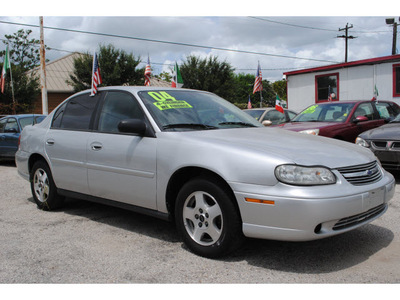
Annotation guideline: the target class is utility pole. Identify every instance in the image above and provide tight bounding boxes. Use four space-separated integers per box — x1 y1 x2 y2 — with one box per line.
386 18 399 55
39 16 48 115
337 23 357 63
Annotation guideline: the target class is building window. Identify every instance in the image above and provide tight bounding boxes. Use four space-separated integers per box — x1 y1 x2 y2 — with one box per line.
315 73 339 102
393 64 400 98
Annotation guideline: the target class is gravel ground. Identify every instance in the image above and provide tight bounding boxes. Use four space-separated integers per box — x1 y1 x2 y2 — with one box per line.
1 160 400 285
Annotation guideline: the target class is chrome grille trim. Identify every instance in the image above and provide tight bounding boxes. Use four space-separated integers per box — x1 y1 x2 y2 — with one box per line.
337 161 382 185
333 204 386 231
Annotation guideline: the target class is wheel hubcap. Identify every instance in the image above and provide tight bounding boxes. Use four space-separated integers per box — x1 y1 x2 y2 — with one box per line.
33 168 49 203
182 191 223 246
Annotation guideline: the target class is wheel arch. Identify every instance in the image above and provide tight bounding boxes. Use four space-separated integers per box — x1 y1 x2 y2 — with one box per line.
165 167 240 221
28 154 49 179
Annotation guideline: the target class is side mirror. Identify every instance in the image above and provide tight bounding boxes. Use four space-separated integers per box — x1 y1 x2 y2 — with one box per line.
353 116 368 123
262 120 272 126
118 119 147 136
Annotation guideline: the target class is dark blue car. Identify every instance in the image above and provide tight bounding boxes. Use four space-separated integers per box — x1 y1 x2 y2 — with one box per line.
0 114 46 160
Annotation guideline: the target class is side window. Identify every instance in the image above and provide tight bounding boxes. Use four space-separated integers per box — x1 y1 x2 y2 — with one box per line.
264 110 285 124
98 91 144 133
52 102 68 128
375 102 398 119
0 119 6 133
59 93 98 130
353 103 375 120
5 118 19 132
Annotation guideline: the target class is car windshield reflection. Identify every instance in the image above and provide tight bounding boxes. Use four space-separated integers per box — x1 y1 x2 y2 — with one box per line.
292 103 355 123
139 90 262 131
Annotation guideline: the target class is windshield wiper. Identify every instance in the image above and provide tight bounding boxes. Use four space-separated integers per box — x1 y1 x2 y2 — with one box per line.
218 122 257 127
162 123 218 130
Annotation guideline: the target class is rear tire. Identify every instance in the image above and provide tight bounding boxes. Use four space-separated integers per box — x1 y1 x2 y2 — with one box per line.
175 177 243 258
30 160 64 210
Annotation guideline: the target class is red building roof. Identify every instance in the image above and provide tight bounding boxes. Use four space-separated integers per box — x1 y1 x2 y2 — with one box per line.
284 54 400 76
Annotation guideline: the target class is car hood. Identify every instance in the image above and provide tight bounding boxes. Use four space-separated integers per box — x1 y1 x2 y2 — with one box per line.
360 123 400 140
274 121 339 132
166 127 375 169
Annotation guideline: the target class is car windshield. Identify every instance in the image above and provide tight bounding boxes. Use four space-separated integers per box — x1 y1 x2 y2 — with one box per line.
139 90 262 131
244 110 265 121
292 102 355 123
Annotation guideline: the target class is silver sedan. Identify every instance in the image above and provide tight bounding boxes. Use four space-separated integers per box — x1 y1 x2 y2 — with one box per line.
16 87 395 258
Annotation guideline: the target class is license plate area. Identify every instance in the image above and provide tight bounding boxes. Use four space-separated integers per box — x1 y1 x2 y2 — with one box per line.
363 186 385 211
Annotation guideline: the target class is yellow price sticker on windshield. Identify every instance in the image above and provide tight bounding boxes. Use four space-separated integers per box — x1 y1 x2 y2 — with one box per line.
148 91 192 111
303 105 317 114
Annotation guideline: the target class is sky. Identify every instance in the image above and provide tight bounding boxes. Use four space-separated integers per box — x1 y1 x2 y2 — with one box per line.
0 1 398 82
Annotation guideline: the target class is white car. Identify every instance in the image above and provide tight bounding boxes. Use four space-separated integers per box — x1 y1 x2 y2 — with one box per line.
16 87 395 258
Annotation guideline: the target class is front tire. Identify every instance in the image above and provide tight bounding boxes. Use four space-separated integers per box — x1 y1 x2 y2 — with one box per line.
30 160 64 210
175 177 243 258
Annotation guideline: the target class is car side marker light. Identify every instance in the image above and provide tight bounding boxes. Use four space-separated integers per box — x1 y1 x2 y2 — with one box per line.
245 198 275 205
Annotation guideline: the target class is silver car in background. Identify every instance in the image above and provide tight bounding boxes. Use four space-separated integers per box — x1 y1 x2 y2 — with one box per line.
16 87 395 258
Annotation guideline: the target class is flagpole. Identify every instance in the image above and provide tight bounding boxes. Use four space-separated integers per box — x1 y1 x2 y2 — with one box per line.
9 58 15 114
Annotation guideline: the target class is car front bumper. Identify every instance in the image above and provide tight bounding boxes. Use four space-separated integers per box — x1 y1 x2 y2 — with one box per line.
230 170 395 242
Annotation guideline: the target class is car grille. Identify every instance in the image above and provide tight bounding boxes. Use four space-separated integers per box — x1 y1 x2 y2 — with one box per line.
371 141 400 151
333 204 386 231
336 161 382 185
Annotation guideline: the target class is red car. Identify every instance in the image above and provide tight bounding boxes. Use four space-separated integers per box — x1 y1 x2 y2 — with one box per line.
274 100 400 143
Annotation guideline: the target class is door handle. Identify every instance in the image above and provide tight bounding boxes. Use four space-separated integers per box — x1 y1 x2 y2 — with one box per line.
46 139 55 145
90 142 103 151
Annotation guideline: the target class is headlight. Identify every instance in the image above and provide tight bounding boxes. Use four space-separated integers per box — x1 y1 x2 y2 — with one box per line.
275 164 336 186
299 129 319 135
355 137 370 148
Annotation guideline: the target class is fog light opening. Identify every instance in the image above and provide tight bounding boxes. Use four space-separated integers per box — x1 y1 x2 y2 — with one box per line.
314 224 322 234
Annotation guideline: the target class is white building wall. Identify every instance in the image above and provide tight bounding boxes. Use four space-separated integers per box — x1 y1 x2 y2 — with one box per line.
287 61 400 112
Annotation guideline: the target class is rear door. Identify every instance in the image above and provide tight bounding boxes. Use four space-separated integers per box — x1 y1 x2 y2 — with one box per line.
45 92 100 194
87 90 157 209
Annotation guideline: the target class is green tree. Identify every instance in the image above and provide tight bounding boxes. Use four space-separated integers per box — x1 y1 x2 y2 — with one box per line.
155 71 172 83
272 79 287 101
0 29 42 114
230 73 275 109
68 44 144 92
179 55 235 100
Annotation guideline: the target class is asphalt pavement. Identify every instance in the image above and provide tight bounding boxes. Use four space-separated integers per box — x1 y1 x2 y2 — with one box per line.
1 160 400 284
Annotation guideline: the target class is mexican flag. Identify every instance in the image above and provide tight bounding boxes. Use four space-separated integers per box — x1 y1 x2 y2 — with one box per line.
275 94 284 114
171 62 183 88
1 45 11 94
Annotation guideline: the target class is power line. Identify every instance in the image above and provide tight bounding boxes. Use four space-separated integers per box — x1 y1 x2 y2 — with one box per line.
0 19 339 64
249 16 392 34
249 16 337 32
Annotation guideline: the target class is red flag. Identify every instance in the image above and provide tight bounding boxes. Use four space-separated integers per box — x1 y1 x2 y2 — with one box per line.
91 52 102 96
275 95 284 114
253 62 262 94
144 56 151 86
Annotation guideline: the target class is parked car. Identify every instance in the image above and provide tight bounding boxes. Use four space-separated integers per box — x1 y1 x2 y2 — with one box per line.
0 114 46 160
16 87 395 258
244 107 297 126
274 100 400 142
356 113 400 170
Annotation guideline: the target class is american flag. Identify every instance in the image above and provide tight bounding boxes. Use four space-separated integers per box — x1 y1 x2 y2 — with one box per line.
247 95 252 109
253 62 262 94
144 56 151 86
91 52 102 96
